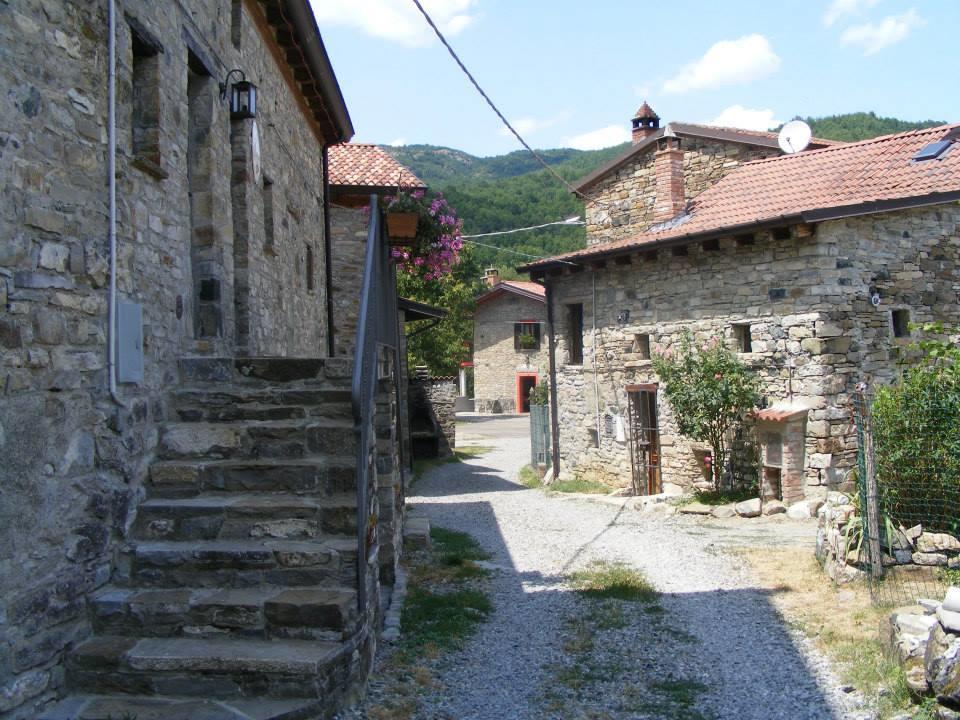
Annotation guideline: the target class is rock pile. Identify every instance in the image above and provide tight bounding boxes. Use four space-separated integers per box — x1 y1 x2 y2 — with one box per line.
887 587 960 717
816 493 960 583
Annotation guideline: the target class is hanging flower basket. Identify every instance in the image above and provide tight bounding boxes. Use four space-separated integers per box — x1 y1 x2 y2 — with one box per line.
386 211 418 241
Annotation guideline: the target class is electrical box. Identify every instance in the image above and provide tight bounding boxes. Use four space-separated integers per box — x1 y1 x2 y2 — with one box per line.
117 301 144 384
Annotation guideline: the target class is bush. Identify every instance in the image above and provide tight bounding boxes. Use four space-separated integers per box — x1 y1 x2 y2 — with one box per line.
872 325 960 534
652 330 760 491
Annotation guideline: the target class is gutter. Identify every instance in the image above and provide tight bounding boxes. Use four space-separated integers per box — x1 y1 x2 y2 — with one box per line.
106 0 125 407
323 144 335 356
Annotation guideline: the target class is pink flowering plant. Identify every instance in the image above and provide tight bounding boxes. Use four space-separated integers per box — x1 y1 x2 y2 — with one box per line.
386 190 464 280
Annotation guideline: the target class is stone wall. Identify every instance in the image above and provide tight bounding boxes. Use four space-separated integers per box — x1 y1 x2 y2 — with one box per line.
0 3 336 715
473 292 548 414
548 205 960 495
330 204 368 357
408 374 457 457
584 138 774 245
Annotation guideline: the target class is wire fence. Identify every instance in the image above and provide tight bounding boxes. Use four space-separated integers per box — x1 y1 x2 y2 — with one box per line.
852 383 960 606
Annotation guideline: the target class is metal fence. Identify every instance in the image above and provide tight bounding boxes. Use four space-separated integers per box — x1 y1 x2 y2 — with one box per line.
852 384 959 606
530 403 552 471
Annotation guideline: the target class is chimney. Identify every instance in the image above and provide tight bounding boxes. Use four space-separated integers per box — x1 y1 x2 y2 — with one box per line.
653 126 685 222
631 101 660 145
483 267 500 287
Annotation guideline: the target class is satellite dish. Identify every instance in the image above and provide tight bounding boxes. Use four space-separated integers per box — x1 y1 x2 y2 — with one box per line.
778 120 812 154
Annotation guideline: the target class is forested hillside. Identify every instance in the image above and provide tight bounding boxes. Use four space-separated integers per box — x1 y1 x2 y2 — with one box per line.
384 112 945 278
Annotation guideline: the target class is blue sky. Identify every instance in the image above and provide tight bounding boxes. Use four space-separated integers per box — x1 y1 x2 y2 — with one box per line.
311 0 959 157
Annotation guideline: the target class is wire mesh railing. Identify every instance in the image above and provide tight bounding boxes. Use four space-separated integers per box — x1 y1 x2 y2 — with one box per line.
851 383 960 606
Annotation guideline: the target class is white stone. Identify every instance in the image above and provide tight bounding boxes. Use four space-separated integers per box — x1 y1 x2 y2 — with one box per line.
39 243 69 271
914 552 949 566
712 504 737 518
943 587 960 614
734 498 761 518
762 500 787 516
917 533 960 554
938 608 960 634
787 501 813 520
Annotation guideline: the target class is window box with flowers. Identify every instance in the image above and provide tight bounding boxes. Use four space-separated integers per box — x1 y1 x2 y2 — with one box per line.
386 190 464 281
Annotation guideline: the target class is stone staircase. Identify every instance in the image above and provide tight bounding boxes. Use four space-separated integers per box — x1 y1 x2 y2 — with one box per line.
40 359 373 720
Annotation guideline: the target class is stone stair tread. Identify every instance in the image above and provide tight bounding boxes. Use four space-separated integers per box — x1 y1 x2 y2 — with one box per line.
38 694 322 720
139 493 355 511
93 584 355 607
152 457 355 469
72 635 342 674
135 538 350 555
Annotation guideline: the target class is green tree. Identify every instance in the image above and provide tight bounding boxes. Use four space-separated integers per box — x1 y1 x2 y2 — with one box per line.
397 244 482 377
872 323 960 534
651 332 760 491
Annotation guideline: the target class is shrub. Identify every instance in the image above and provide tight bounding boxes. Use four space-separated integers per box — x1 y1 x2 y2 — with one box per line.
652 330 760 491
872 324 960 534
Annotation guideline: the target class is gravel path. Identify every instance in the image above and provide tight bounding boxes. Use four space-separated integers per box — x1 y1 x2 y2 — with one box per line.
394 424 870 720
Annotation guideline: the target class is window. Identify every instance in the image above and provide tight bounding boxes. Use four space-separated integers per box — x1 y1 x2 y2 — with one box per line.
632 333 651 360
702 238 719 251
130 23 163 176
735 233 755 247
262 177 276 255
733 323 753 353
305 243 315 292
671 245 688 257
892 309 910 338
514 322 540 351
567 304 584 365
772 227 791 241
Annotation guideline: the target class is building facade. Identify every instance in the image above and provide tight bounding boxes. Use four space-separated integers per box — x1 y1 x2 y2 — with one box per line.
0 3 403 718
472 270 548 414
523 123 960 500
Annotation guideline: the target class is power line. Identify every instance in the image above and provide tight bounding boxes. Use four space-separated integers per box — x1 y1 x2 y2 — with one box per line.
461 217 584 239
408 0 613 213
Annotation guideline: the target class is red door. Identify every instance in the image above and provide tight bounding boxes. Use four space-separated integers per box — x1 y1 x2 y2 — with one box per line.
517 374 538 414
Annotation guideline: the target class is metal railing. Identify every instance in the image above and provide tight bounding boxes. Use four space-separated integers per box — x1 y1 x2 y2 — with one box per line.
351 195 399 613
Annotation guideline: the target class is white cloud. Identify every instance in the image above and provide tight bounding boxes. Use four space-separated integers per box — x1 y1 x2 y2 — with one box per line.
823 0 880 27
663 34 781 94
632 83 653 99
840 9 924 55
499 111 570 138
309 0 477 48
388 137 408 146
708 105 783 132
562 125 631 151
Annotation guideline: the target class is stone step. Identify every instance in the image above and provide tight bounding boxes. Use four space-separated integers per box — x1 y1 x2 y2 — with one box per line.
172 387 352 423
148 458 355 498
39 694 325 720
158 420 355 461
121 538 358 589
179 357 352 389
66 636 347 700
92 585 357 641
133 493 357 541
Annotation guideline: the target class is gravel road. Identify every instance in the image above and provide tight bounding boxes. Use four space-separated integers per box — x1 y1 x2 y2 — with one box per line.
374 418 869 719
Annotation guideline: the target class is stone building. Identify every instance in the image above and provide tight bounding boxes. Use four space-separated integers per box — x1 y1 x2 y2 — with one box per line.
579 102 838 246
521 124 960 501
0 3 405 718
473 269 548 414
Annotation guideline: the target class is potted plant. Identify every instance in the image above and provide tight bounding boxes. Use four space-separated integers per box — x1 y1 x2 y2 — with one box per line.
386 190 464 281
518 332 538 350
385 191 421 240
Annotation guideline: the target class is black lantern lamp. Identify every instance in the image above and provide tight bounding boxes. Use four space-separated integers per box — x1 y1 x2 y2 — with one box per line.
220 69 257 119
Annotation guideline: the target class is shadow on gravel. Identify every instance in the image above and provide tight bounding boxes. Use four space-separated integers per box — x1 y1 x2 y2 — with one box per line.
407 454 846 719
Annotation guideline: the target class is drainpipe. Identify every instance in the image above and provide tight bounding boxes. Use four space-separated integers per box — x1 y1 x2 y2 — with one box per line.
322 145 335 357
107 0 124 407
545 279 561 480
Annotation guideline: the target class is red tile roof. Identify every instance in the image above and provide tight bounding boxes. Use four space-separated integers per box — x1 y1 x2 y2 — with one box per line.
476 280 546 305
327 143 426 190
634 102 659 120
523 124 960 271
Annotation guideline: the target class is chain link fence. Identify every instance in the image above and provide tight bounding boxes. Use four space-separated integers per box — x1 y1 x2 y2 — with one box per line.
852 383 960 606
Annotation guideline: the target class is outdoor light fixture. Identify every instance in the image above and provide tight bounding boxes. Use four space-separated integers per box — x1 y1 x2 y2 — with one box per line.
617 309 630 325
220 69 257 119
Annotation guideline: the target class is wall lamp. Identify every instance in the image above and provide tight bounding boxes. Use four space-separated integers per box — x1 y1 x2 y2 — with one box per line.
617 309 630 325
220 69 257 119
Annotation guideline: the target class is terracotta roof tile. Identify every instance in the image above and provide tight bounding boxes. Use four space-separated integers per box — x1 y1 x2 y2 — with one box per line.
476 280 546 304
327 143 426 190
501 280 546 297
525 124 960 270
634 102 659 120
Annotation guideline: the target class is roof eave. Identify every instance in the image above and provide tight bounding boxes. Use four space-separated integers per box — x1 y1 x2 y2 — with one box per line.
475 284 546 305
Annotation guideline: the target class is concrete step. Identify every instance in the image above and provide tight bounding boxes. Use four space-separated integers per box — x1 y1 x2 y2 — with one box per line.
158 420 355 461
148 458 355 498
172 387 352 423
39 694 325 720
179 357 352 388
91 585 357 641
133 493 357 541
123 538 358 589
66 636 347 700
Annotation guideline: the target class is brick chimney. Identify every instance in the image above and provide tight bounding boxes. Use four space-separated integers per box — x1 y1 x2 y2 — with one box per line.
631 101 660 144
483 267 500 287
653 126 685 222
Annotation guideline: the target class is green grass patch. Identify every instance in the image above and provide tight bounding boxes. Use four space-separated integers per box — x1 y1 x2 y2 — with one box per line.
548 477 611 494
399 587 492 655
518 465 542 488
833 639 912 719
692 487 757 505
569 562 658 602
